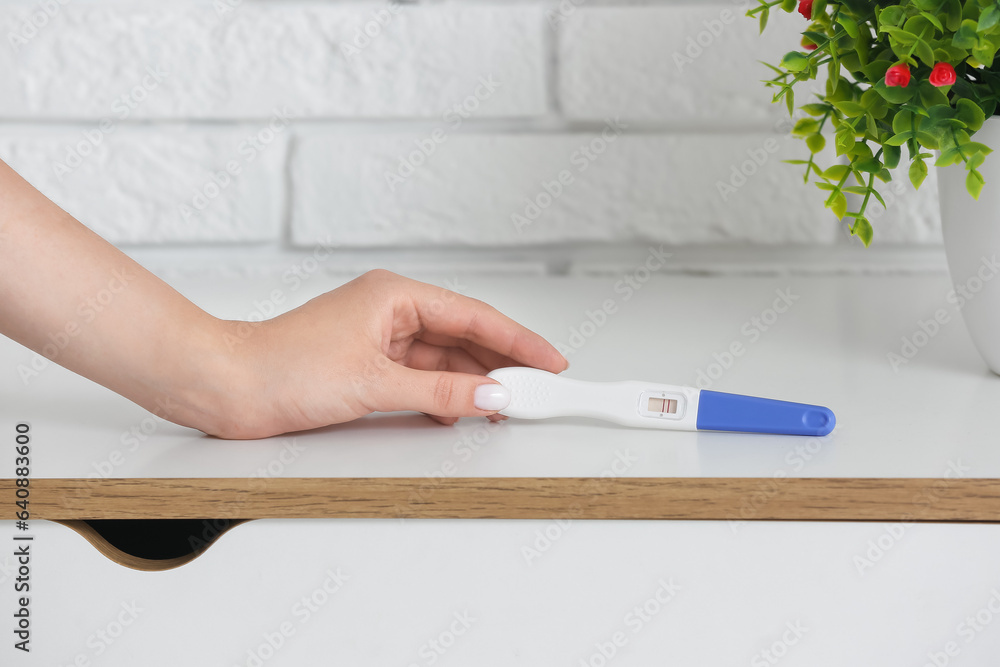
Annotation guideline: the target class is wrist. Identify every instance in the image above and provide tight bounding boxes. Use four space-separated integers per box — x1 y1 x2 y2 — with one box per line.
155 315 264 439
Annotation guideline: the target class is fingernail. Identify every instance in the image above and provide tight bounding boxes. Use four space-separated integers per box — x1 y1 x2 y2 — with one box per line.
474 383 510 412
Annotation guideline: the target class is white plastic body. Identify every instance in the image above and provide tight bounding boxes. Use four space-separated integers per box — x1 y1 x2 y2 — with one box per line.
486 367 701 431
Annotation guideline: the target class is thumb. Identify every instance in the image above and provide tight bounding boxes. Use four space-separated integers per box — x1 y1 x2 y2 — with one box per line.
377 366 511 417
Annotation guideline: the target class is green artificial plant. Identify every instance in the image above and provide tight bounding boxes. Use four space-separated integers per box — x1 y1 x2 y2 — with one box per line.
749 0 1000 245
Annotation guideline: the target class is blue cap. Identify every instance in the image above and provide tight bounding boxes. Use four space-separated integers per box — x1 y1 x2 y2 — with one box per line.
696 390 835 436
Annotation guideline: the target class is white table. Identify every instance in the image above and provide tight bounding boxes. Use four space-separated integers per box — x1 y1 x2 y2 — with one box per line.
5 272 999 480
2 272 999 665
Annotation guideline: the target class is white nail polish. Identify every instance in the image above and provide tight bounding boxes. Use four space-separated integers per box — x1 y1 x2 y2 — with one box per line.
474 384 510 412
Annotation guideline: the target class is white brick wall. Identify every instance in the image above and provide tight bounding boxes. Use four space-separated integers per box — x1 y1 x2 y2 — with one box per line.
0 1 944 274
1 126 287 243
0 5 546 119
291 131 835 246
559 5 804 124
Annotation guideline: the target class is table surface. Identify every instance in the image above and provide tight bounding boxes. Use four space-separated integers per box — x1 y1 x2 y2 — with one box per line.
5 271 1000 524
3 271 996 480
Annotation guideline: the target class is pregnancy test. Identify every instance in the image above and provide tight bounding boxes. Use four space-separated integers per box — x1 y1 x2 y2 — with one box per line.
486 367 835 436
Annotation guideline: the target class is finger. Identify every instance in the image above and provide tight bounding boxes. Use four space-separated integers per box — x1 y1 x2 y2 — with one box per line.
429 411 507 425
404 280 568 374
398 344 510 426
398 340 490 376
398 343 496 425
375 365 511 417
426 414 460 426
412 332 522 372
457 340 529 373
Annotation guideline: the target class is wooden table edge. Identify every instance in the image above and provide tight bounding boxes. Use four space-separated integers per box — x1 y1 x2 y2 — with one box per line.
3 477 999 522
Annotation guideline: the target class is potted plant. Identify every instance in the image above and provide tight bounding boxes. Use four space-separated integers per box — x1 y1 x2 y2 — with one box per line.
750 0 1000 373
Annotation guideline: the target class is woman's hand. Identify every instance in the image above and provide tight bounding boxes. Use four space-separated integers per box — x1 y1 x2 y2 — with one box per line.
211 269 568 439
0 158 565 440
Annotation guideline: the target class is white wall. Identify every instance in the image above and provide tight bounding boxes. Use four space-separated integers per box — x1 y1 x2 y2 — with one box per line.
0 0 946 275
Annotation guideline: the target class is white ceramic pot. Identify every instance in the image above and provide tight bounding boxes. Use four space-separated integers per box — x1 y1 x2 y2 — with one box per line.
937 116 1000 374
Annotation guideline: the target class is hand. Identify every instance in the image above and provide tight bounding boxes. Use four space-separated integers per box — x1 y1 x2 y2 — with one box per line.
212 269 568 439
0 159 566 440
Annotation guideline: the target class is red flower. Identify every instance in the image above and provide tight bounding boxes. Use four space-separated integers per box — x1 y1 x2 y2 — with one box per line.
801 36 818 51
885 64 910 87
929 62 957 87
798 0 813 19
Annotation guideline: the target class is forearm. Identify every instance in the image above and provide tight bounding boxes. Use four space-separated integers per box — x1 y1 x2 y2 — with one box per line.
0 159 236 434
0 159 567 441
